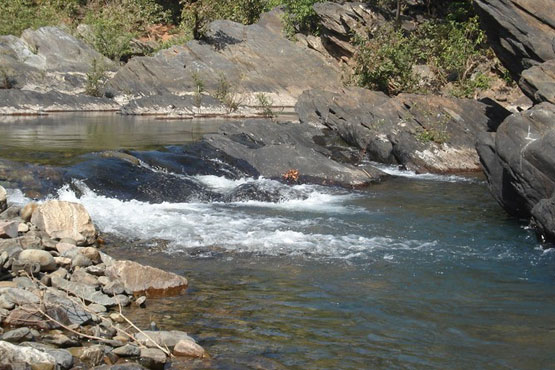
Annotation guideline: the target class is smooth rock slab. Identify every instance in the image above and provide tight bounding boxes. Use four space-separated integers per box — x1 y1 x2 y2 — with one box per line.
31 200 96 245
105 260 188 297
0 340 57 368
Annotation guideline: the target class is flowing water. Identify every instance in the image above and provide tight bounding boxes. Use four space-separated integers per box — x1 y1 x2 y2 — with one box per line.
2 114 554 369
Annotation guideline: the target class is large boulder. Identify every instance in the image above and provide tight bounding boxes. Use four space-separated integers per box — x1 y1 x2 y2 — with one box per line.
202 119 386 186
477 103 555 242
105 260 188 297
0 27 115 95
31 200 97 245
106 10 341 107
519 60 555 105
296 87 510 173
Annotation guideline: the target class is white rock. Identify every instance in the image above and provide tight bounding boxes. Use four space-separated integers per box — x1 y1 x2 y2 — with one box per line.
31 200 96 245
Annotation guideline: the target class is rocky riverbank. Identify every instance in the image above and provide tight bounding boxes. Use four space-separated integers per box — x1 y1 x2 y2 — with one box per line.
0 185 205 369
473 0 555 244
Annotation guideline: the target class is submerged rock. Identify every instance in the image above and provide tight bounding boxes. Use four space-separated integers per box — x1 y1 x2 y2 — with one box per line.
134 330 196 350
203 119 385 187
173 339 206 358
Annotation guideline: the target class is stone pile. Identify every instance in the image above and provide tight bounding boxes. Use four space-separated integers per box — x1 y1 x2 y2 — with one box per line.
0 186 204 369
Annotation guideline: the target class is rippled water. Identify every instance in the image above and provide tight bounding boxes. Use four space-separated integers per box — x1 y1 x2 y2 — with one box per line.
3 115 555 369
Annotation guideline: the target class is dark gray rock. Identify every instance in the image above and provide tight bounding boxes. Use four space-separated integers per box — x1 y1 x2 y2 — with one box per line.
477 103 555 242
202 119 385 187
112 344 141 357
139 347 167 368
1 328 36 343
297 87 510 173
473 0 555 78
44 288 93 326
51 276 117 307
520 60 555 105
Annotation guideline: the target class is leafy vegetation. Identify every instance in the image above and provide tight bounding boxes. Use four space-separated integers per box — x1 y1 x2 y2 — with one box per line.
0 67 14 89
353 1 497 98
213 73 242 113
84 59 107 97
256 93 275 118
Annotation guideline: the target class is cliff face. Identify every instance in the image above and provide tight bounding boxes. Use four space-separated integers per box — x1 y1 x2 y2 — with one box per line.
474 0 555 243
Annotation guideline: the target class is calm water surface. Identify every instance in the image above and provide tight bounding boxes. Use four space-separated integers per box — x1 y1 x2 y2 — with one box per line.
3 114 554 369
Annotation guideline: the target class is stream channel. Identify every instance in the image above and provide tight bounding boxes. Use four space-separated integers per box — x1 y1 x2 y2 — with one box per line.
1 113 554 369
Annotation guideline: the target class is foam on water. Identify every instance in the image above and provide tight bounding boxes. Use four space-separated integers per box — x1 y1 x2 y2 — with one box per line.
54 180 422 259
368 162 482 183
6 188 30 206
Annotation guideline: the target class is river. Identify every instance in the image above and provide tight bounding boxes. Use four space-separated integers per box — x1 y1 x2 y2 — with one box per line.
2 114 554 369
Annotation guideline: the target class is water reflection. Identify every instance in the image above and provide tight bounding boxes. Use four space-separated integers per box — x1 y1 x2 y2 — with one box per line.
0 113 224 165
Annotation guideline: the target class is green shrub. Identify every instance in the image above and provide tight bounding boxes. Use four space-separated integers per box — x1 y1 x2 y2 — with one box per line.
191 71 205 110
85 59 107 97
353 25 418 95
0 0 80 36
83 0 170 61
279 0 324 36
213 73 242 113
353 1 490 97
256 92 275 118
180 0 271 39
0 67 15 89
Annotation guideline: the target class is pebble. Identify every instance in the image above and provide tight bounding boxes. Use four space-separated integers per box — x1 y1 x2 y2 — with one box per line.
17 223 29 233
135 296 147 308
